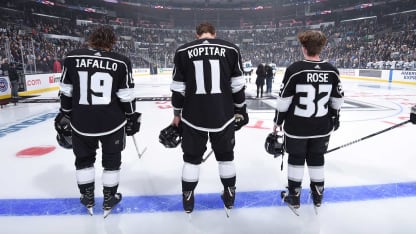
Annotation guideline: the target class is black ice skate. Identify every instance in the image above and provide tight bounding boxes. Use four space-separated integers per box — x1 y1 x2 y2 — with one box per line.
103 191 122 218
182 190 194 214
80 187 95 216
310 185 324 214
221 186 236 217
281 187 301 216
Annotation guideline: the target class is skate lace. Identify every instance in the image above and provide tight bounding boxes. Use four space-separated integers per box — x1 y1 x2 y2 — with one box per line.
284 187 301 206
103 192 121 208
80 187 95 207
222 186 236 208
84 187 94 199
311 185 324 204
182 191 194 213
104 191 120 202
104 191 112 201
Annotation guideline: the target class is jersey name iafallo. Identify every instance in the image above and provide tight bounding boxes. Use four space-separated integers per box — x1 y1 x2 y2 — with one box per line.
59 48 136 136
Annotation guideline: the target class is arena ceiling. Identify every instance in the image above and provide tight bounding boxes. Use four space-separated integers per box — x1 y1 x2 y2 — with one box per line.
9 0 412 29
28 0 386 9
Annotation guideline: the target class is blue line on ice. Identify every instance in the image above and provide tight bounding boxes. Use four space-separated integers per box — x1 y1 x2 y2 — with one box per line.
1 181 415 216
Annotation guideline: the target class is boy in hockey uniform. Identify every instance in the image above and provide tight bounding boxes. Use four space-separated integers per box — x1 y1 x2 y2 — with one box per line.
170 22 248 215
55 26 141 217
273 30 344 214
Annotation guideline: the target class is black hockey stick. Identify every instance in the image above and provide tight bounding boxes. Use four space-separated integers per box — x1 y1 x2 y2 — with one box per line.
132 135 147 158
326 120 410 154
202 150 214 162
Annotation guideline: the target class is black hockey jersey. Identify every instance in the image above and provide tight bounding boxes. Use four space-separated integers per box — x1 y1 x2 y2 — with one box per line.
274 59 344 138
171 38 246 132
59 48 136 136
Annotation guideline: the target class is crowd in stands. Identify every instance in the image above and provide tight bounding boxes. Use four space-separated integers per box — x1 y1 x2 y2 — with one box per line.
1 2 416 75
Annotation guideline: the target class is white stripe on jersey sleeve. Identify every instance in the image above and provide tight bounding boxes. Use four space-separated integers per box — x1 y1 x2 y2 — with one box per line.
116 88 135 102
330 97 344 110
276 96 293 112
170 80 186 95
59 83 73 97
173 107 183 112
231 75 245 93
234 102 246 108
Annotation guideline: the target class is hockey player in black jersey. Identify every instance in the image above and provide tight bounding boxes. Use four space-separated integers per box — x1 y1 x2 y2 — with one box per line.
55 26 141 217
273 30 344 215
170 22 248 216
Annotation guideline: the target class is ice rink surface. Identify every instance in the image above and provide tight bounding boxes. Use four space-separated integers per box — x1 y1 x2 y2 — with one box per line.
0 73 415 234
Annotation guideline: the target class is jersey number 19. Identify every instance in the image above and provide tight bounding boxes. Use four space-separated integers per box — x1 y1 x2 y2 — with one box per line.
78 71 113 105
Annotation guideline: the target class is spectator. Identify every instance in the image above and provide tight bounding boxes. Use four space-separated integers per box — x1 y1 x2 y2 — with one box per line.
265 63 273 94
1 59 9 76
53 57 62 73
8 62 19 99
255 63 266 98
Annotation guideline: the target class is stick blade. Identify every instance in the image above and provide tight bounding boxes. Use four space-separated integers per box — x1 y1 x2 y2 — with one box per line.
138 147 147 158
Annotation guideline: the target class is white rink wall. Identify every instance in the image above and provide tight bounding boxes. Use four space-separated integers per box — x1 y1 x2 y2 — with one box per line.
1 67 415 100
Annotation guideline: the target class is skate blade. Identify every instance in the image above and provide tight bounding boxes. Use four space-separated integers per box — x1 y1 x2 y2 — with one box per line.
313 205 320 215
287 205 300 216
103 209 113 218
87 207 94 216
185 212 192 221
138 147 147 159
281 191 300 216
224 206 231 218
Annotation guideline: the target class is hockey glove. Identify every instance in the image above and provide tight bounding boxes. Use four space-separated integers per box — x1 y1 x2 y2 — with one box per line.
330 108 340 131
411 105 416 124
54 110 72 149
126 112 141 136
234 104 249 131
159 124 182 148
54 110 71 135
332 115 340 131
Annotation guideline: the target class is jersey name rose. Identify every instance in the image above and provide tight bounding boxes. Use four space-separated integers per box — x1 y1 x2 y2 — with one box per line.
307 72 328 82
